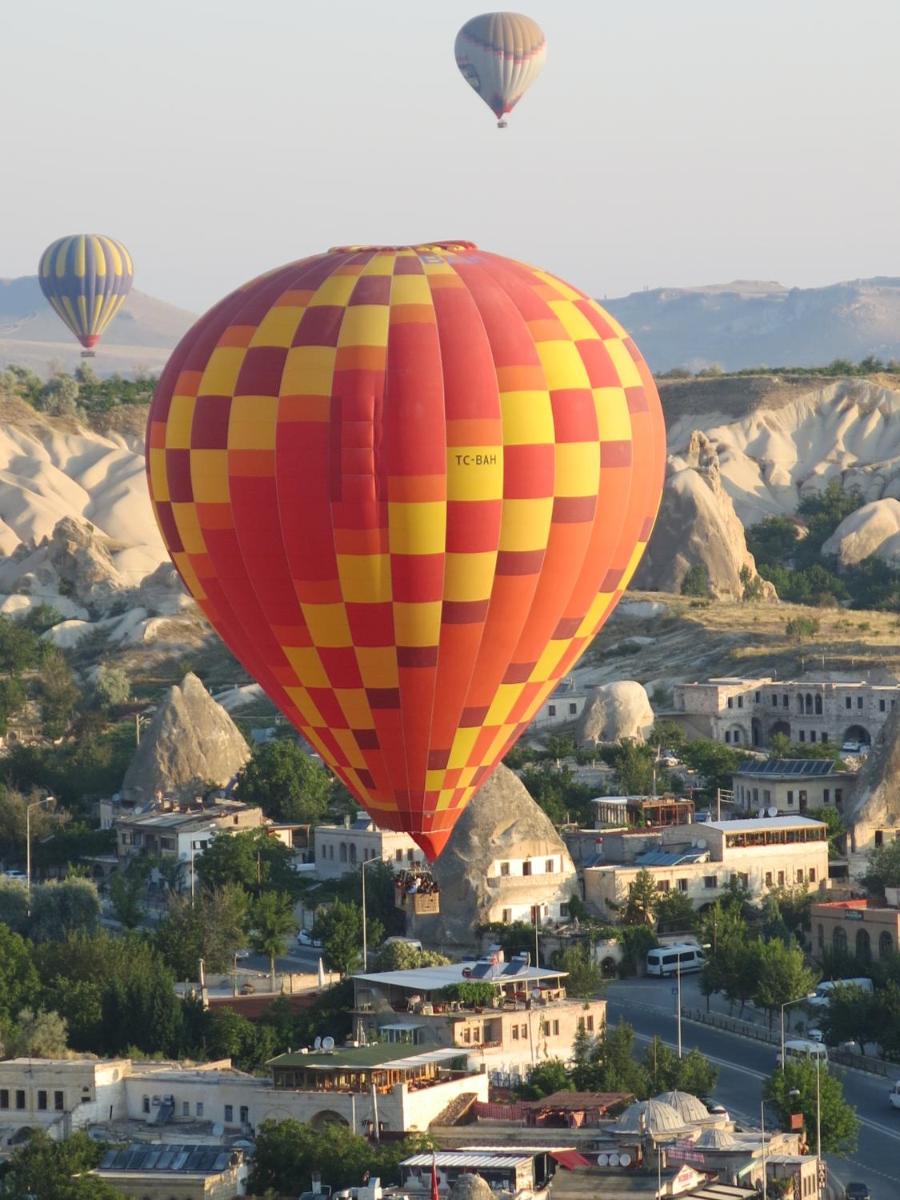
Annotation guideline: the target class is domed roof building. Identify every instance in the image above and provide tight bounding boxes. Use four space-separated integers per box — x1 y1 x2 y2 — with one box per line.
695 1127 738 1150
613 1098 686 1136
449 1176 494 1200
653 1090 711 1124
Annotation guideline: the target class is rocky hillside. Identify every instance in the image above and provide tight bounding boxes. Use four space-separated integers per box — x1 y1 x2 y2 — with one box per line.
606 277 900 372
0 275 194 376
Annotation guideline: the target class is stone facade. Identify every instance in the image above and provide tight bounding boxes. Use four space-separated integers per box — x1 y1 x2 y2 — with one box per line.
672 676 899 749
811 898 899 963
313 812 426 880
732 760 857 817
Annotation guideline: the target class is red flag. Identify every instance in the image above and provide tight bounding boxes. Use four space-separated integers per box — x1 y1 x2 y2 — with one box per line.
431 1153 440 1200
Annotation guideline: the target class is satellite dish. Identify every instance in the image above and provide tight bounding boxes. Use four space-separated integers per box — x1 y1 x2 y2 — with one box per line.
608 1153 620 1167
619 1152 632 1167
212 1123 225 1137
768 806 779 818
696 838 707 850
596 1154 609 1167
313 1036 322 1051
322 1035 335 1052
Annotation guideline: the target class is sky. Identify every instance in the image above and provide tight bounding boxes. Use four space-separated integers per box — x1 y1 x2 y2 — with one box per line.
3 0 900 314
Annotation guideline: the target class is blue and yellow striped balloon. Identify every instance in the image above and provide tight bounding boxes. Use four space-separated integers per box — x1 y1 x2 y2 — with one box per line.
38 234 133 352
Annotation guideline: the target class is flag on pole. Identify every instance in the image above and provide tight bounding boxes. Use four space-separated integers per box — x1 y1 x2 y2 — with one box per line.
430 1151 440 1200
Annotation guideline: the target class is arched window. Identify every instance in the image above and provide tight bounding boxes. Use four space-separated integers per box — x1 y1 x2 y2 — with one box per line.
856 928 871 961
879 931 894 958
805 693 813 714
832 927 847 953
339 842 347 863
349 843 357 865
815 695 823 715
797 695 805 713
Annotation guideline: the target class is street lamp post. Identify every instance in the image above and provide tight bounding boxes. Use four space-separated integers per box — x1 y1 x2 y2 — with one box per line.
676 958 683 1058
26 796 56 909
360 857 379 971
815 1055 822 1199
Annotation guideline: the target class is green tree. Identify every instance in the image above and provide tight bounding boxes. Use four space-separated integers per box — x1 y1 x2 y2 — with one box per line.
655 890 697 935
572 1020 650 1096
552 945 605 998
872 982 900 1058
6 1007 69 1057
617 925 658 976
248 891 298 985
30 878 101 942
679 738 749 796
195 827 297 896
94 663 131 708
641 1037 718 1097
372 942 450 971
764 1060 858 1155
0 614 41 673
0 786 63 862
0 923 39 1022
2 1129 120 1200
723 940 765 1017
681 564 711 597
313 898 363 976
156 884 249 978
207 1006 280 1072
753 940 818 1029
37 372 81 417
235 738 332 824
785 615 820 642
248 1119 427 1196
608 740 660 796
38 649 80 737
820 984 880 1052
864 837 900 892
0 675 26 734
108 862 149 929
0 875 30 933
521 1058 573 1099
620 869 658 926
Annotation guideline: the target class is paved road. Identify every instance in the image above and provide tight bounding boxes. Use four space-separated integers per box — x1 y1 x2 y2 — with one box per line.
606 979 900 1199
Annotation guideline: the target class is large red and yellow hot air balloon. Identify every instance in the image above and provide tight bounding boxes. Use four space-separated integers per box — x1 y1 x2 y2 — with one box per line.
146 242 664 858
38 234 134 356
455 12 547 127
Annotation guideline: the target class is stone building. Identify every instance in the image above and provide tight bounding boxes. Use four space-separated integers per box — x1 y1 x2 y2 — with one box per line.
671 675 899 749
583 816 829 919
811 897 899 963
732 759 857 817
313 812 426 880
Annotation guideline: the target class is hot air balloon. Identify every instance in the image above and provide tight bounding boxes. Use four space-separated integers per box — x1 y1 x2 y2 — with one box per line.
38 234 133 356
455 12 546 127
146 242 665 859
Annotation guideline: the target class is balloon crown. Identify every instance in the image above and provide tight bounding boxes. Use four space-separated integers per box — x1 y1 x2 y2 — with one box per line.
329 241 478 254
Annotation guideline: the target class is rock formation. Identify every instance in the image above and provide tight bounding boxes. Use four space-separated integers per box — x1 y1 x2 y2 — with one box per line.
576 680 655 746
418 765 577 948
120 672 251 807
822 499 900 567
843 704 900 871
633 432 773 600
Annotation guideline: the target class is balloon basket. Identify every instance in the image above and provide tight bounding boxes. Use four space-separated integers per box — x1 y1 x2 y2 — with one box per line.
394 870 440 915
80 350 96 359
497 119 508 129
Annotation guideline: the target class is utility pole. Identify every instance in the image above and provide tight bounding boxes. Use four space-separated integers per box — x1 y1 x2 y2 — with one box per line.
815 1056 823 1199
26 796 55 911
760 1102 768 1200
676 958 683 1058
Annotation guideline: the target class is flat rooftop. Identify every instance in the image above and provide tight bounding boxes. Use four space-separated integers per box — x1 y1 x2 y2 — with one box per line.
353 962 565 992
270 1046 462 1071
735 759 849 778
703 816 826 832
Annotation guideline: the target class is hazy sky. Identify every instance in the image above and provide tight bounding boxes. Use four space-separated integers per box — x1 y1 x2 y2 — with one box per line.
4 0 900 313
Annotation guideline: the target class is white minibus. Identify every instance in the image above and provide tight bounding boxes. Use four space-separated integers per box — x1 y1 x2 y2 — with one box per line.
646 944 706 977
777 1039 829 1067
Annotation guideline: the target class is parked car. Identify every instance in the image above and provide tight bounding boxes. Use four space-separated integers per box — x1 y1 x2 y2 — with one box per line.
889 1080 900 1110
234 948 251 961
808 978 874 1009
297 929 323 948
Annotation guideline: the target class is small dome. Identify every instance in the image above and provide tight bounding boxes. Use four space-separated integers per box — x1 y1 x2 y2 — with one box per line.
695 1127 737 1150
654 1090 711 1124
450 1176 494 1200
614 1098 685 1135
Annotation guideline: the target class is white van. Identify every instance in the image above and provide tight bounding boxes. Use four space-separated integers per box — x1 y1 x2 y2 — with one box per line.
889 1081 900 1110
646 944 706 977
808 978 874 1008
778 1039 829 1066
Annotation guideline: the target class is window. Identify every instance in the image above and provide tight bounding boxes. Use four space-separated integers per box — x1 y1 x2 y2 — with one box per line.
777 871 785 886
782 694 789 707
182 1101 190 1116
339 843 347 862
752 788 759 805
500 861 510 877
463 1027 471 1043
787 790 794 805
879 931 894 958
677 879 688 892
502 909 512 923
815 695 822 715
240 1106 249 1123
795 869 803 884
765 872 773 887
835 788 843 806
548 704 556 717
522 861 532 876
0 1090 8 1109
15 1091 25 1111
738 696 743 708
545 859 554 873
821 732 828 742
559 903 569 918
763 789 771 803
845 696 852 709
349 844 357 865
521 1024 528 1038
656 879 670 892
857 697 863 709
817 924 824 948
142 1096 150 1114
587 1015 594 1032
569 702 577 715
810 731 817 743
798 730 806 742
704 875 717 889
512 1025 520 1040
799 790 807 807
879 699 886 712
553 1020 560 1035
196 1102 204 1117
724 731 731 744
823 788 830 804
727 697 733 709
407 849 414 862
225 1105 234 1123
37 1091 47 1111
771 695 778 707
395 849 403 862
875 830 884 848
756 691 761 702
808 868 816 883
542 1021 550 1036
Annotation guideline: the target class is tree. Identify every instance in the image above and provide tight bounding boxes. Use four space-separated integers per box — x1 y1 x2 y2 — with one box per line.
572 1020 650 1097
764 1060 858 1154
552 945 605 998
723 941 765 1017
521 1058 573 1099
372 942 450 971
30 878 100 942
872 982 900 1058
0 923 39 1022
681 564 711 597
0 676 26 734
313 898 363 976
820 984 880 1053
641 1037 718 1098
608 739 660 796
620 869 658 926
156 884 249 978
6 1007 68 1058
108 863 149 929
195 827 297 896
0 786 63 862
753 940 818 1030
679 738 749 796
2 1129 120 1200
785 616 820 642
248 891 298 985
864 838 900 892
38 649 80 737
617 925 658 976
94 663 131 708
37 372 81 417
207 1006 280 1072
0 875 29 933
235 738 332 823
655 890 697 935
0 614 41 673
248 1119 427 1197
